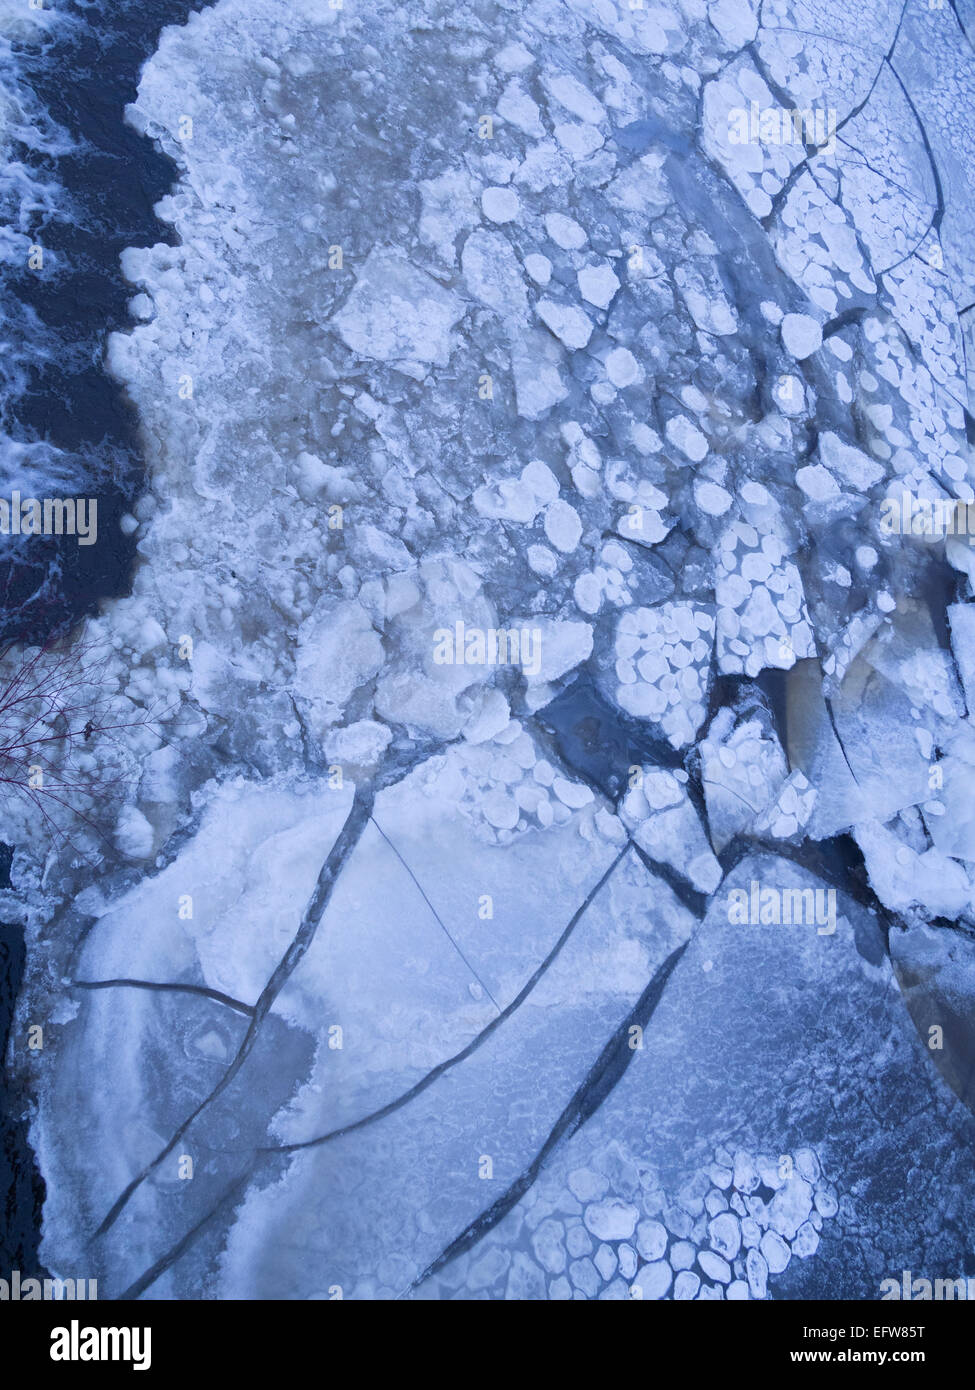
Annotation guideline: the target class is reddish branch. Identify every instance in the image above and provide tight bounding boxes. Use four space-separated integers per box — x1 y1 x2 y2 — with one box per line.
0 635 165 856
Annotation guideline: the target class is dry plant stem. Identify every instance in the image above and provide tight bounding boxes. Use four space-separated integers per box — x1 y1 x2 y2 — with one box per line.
0 634 168 857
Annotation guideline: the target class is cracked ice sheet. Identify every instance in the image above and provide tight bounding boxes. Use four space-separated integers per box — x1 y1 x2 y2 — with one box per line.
34 985 253 1283
272 747 628 1139
36 777 354 1278
74 778 355 1003
411 855 975 1301
41 751 643 1296
217 851 694 1299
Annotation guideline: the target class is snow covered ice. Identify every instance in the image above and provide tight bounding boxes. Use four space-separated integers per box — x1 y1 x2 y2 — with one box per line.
5 0 975 1304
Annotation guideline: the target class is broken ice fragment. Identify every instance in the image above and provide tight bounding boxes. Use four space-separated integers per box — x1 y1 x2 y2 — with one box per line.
331 248 463 367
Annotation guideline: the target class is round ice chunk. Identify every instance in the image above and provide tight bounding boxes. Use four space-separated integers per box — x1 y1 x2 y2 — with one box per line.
482 186 520 223
781 313 822 360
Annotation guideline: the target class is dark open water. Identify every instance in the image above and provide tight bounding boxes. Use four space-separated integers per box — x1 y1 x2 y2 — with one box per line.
0 0 209 1285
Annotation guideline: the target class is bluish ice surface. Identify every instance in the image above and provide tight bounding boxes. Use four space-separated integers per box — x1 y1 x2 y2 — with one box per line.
4 0 975 1301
